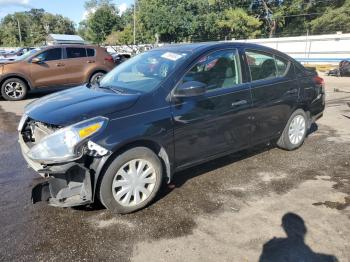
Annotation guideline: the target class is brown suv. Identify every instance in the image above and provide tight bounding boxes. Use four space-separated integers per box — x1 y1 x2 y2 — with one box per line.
0 44 116 101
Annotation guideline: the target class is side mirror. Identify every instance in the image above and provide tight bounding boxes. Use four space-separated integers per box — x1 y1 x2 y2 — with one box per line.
174 81 207 97
31 57 43 64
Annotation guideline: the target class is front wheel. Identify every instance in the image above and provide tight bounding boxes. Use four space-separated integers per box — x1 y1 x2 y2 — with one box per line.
277 109 308 151
1 78 28 101
97 147 163 214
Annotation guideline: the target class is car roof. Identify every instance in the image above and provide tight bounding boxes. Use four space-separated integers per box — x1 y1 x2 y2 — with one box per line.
42 44 100 49
152 41 290 59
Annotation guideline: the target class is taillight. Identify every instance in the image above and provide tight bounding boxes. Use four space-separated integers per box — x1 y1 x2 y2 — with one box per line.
105 55 114 62
313 75 324 85
313 75 325 93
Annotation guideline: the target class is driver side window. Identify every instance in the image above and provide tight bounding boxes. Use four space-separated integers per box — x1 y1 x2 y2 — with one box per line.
182 49 242 91
36 48 62 62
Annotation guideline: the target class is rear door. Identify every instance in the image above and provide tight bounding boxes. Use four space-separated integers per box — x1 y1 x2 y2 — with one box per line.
63 47 90 85
29 47 66 87
244 49 298 144
172 49 253 168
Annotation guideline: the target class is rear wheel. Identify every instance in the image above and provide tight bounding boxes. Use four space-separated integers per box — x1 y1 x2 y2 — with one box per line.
277 109 308 151
89 72 105 85
97 147 163 214
1 78 28 101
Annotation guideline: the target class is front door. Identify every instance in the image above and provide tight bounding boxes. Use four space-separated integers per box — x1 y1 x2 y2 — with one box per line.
244 49 299 145
171 49 252 169
29 47 67 87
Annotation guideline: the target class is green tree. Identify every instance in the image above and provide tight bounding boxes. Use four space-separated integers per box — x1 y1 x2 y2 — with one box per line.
106 25 134 45
84 0 114 9
86 5 122 44
0 8 76 47
217 8 262 40
138 0 195 42
310 0 350 34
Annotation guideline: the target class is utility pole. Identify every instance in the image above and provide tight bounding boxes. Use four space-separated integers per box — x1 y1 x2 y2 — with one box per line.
133 0 136 45
16 18 22 47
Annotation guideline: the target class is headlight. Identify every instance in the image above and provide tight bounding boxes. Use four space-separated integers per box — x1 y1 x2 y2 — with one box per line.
27 116 108 164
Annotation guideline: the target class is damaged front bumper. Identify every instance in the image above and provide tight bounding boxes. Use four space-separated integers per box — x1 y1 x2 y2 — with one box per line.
19 133 98 208
31 163 93 207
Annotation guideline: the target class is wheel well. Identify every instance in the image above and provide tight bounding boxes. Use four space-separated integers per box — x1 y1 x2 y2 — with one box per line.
0 75 31 90
96 140 172 193
88 70 107 82
296 106 311 126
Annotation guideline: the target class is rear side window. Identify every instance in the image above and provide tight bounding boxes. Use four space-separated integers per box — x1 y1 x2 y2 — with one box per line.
246 51 277 81
182 49 242 91
86 48 95 57
246 50 291 81
275 56 289 77
36 48 62 61
66 47 86 59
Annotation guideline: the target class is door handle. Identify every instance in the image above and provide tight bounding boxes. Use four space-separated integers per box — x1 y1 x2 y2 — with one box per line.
286 88 298 95
231 100 248 107
87 60 95 63
56 63 65 67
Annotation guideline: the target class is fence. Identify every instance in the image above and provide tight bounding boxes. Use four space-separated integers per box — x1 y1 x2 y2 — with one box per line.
231 33 350 65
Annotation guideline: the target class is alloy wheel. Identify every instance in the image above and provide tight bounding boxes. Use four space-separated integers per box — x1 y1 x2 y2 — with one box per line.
4 81 24 99
91 73 104 85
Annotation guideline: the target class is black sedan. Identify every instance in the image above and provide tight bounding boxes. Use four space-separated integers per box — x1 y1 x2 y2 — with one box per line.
18 42 325 213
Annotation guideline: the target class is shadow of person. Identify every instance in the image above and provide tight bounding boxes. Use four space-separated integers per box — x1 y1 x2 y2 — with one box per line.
259 213 338 262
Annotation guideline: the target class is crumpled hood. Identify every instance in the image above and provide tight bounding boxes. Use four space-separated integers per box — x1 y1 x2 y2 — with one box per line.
25 85 140 126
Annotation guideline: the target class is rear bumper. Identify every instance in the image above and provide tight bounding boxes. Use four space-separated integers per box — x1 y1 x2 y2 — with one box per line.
311 111 323 123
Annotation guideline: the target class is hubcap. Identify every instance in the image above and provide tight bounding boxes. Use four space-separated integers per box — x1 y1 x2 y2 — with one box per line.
4 82 24 98
288 115 306 145
112 159 156 207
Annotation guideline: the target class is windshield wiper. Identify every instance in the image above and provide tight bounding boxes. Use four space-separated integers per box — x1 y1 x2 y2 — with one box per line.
99 85 126 94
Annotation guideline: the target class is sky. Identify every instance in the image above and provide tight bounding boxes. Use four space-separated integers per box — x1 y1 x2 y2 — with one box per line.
0 0 133 26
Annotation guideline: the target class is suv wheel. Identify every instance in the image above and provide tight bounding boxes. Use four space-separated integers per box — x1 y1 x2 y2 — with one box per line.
277 109 308 151
89 72 105 85
1 78 28 101
98 147 163 214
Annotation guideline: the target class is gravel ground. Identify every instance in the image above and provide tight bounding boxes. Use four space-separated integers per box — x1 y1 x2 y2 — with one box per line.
0 75 349 262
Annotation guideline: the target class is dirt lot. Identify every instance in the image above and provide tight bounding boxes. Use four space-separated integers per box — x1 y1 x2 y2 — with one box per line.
0 75 349 262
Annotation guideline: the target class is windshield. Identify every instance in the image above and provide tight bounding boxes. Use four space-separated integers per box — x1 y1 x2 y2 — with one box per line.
15 48 41 61
99 50 189 93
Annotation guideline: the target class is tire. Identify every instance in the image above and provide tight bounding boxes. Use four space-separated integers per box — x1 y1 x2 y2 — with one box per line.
277 109 308 151
89 72 105 85
97 147 163 214
1 78 28 101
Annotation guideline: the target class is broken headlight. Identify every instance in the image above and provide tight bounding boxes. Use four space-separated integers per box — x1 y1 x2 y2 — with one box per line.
27 116 108 164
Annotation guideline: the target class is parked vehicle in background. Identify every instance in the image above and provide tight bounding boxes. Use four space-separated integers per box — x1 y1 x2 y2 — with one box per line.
0 44 116 100
18 42 325 213
111 53 131 65
0 47 35 63
327 60 350 77
2 47 35 58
